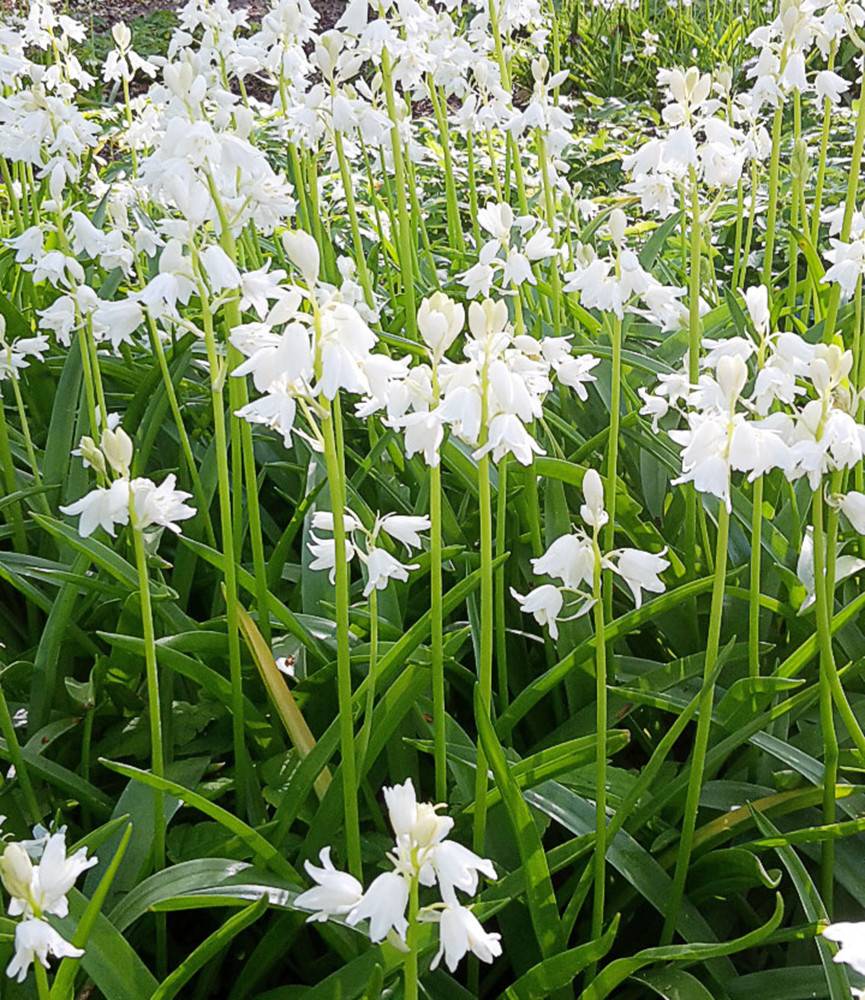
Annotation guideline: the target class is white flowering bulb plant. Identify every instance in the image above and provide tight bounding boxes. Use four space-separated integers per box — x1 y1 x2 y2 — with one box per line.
0 829 96 986
6 0 865 994
296 779 500 988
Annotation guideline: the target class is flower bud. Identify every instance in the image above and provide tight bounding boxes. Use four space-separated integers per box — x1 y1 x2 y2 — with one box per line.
101 426 133 477
111 21 131 50
78 436 107 476
790 138 809 185
417 293 464 357
468 299 508 340
282 230 320 287
716 354 747 404
581 468 608 530
608 209 627 250
0 843 33 903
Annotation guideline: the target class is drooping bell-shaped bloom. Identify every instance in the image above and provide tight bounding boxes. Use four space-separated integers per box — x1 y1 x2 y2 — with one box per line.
510 584 564 638
430 904 503 972
6 918 83 984
295 848 363 923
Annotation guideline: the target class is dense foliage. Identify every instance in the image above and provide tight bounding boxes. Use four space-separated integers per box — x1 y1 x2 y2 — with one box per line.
3 0 865 996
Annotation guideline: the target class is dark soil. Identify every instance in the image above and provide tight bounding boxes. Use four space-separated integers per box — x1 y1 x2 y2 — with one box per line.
2 0 347 31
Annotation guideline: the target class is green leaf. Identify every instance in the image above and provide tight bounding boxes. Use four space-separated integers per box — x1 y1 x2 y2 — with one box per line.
580 893 784 999
749 809 850 1000
151 896 268 1000
98 759 300 882
504 917 619 999
50 823 133 999
474 683 564 959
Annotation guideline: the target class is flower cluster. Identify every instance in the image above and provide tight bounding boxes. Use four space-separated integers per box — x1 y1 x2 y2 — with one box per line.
0 828 96 983
308 510 430 595
296 779 501 972
512 469 670 636
60 423 195 538
391 294 600 469
640 286 865 510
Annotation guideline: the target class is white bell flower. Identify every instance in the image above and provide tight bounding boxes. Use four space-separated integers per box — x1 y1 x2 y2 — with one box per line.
295 848 363 922
530 534 595 592
397 409 446 467
580 468 608 531
346 871 409 943
384 779 453 850
130 476 196 534
510 584 564 638
282 230 320 286
429 904 502 972
59 479 131 538
431 841 497 904
2 832 96 921
815 69 849 104
6 918 83 984
378 514 431 551
796 527 865 611
308 533 356 582
473 413 544 466
607 548 670 608
840 491 865 534
823 921 865 976
362 548 419 596
417 293 464 357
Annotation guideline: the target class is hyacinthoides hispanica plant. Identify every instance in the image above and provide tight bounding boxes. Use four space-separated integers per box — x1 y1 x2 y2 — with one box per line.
7 0 865 995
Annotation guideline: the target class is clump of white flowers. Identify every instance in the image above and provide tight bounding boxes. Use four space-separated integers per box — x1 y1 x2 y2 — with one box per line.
511 468 669 636
392 295 600 470
308 510 430 596
60 423 195 539
296 779 501 972
0 828 96 983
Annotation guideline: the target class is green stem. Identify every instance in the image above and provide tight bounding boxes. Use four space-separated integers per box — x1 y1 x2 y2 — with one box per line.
661 502 729 944
730 178 744 289
811 487 838 911
404 875 419 1000
334 127 375 309
810 47 836 246
146 318 216 548
472 448 495 853
589 530 607 968
603 313 622 623
748 475 763 679
381 47 416 338
0 396 27 553
357 588 378 776
495 456 509 713
197 273 250 820
740 161 759 289
431 455 447 802
762 106 784 290
321 397 362 879
536 131 561 334
34 961 50 1000
428 79 465 254
684 169 702 624
130 502 167 974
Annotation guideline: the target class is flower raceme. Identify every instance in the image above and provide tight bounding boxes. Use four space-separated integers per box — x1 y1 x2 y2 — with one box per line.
639 302 865 508
59 425 196 538
308 510 430 595
0 829 96 984
295 779 501 972
512 468 669 636
391 294 600 470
